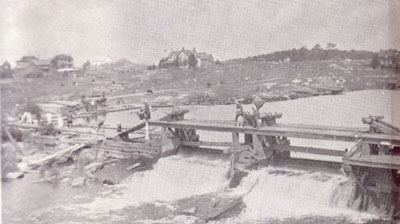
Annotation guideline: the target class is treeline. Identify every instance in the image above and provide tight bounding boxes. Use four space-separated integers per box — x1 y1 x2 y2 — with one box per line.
242 44 375 63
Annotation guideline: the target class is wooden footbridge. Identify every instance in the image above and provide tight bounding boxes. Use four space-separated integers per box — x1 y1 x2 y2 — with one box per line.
149 116 400 166
150 119 400 144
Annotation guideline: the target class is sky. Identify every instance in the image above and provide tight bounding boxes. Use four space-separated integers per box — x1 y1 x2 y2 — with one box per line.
1 0 399 66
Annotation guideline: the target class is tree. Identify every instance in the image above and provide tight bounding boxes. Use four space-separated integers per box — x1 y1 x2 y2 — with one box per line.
311 44 323 60
370 54 380 69
19 101 42 123
312 44 322 50
297 46 309 61
83 61 91 71
326 43 337 50
188 54 198 69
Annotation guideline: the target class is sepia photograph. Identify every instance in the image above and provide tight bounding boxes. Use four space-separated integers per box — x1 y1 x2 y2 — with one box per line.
1 0 399 223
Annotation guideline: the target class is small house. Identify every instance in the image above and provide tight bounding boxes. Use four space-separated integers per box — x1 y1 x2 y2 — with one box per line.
14 56 52 77
378 49 399 68
159 47 214 68
196 52 214 67
13 62 43 78
51 54 74 70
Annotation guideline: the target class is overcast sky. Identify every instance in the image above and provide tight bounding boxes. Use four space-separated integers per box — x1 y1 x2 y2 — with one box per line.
1 0 399 66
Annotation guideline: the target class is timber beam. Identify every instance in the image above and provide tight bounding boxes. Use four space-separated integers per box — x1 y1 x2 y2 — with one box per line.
181 141 243 147
270 144 346 157
149 120 400 145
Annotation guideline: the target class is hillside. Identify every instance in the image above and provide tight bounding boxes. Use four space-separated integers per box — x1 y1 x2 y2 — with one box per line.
132 58 397 104
1 57 398 114
231 46 374 63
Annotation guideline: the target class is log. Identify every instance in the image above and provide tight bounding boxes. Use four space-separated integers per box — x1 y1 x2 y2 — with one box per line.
204 197 243 222
71 106 141 119
103 140 154 148
99 146 154 153
97 147 155 156
117 110 189 138
4 127 24 155
6 172 24 179
59 129 105 136
73 124 129 131
96 150 130 159
99 141 159 154
118 122 146 137
84 162 104 171
28 144 85 167
96 148 154 159
31 176 57 184
126 163 142 171
181 141 239 147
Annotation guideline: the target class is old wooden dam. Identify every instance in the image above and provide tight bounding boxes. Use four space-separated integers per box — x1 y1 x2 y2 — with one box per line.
133 111 400 218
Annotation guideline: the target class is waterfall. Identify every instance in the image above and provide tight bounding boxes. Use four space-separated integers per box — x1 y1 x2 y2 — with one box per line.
230 167 379 222
79 154 230 213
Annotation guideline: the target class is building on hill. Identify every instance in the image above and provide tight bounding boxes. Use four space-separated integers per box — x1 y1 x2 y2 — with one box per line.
159 47 214 68
177 48 192 66
17 56 37 63
14 54 76 77
13 61 43 78
33 59 51 73
196 52 214 67
92 55 113 67
159 51 179 68
15 55 52 76
51 54 74 69
16 56 51 72
0 61 12 78
378 49 399 69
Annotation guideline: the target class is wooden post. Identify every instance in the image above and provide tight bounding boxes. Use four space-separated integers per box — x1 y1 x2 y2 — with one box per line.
244 134 252 144
229 132 240 179
252 134 266 160
232 132 239 146
145 121 149 141
161 127 181 157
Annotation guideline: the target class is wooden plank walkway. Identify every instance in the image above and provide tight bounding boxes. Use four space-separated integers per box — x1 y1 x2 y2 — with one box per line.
345 154 400 170
149 120 400 144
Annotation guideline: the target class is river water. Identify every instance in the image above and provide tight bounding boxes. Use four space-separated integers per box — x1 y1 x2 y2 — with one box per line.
2 90 398 223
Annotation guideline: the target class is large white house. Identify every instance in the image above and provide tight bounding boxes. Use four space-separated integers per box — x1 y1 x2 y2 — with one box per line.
159 48 214 68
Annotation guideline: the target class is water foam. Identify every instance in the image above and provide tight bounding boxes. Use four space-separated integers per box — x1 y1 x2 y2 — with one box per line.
231 167 379 222
78 154 230 214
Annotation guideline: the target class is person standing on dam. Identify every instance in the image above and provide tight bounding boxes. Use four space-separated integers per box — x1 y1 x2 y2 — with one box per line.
66 110 74 128
142 102 152 140
98 92 107 108
81 95 90 112
234 99 244 127
96 111 107 132
242 96 264 128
